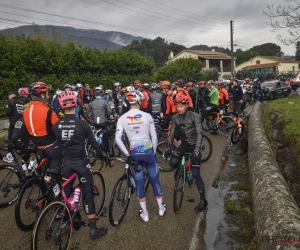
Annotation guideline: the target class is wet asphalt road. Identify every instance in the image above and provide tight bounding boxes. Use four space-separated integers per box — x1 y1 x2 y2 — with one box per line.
0 133 227 250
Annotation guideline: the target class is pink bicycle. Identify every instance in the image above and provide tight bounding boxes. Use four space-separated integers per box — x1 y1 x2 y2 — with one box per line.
31 169 105 250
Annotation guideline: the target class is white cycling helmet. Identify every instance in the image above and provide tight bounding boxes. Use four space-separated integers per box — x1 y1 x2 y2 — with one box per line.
126 90 144 104
76 83 82 89
105 89 112 94
113 82 122 88
126 86 134 92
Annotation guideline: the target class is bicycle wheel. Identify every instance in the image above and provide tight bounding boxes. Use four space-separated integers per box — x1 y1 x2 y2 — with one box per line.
201 135 213 163
92 170 105 218
32 201 72 250
231 123 247 144
0 165 23 208
109 175 130 226
173 167 184 214
217 116 235 136
15 177 46 231
201 118 211 132
156 141 174 172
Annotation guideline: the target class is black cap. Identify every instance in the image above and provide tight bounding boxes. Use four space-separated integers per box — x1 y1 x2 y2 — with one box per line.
7 91 15 96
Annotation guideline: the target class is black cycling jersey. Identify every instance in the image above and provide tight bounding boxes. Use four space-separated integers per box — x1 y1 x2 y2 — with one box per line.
53 114 102 159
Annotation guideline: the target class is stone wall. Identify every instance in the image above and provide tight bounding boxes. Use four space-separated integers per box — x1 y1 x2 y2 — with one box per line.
248 102 300 249
0 118 8 138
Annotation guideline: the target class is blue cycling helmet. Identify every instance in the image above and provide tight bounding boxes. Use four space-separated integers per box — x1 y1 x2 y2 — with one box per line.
95 87 103 95
64 84 72 89
151 83 158 89
253 78 258 83
113 82 122 88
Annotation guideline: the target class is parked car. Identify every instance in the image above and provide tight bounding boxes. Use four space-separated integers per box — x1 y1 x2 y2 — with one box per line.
261 80 291 100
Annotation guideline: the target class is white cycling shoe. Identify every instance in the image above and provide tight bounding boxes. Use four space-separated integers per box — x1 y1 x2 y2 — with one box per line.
139 209 149 222
159 203 167 216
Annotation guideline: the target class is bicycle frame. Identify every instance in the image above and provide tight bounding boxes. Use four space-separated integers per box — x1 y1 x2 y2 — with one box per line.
180 154 193 192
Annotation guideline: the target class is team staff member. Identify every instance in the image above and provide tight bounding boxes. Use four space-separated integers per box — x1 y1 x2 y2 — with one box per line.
23 82 63 201
232 79 244 114
115 90 166 222
163 94 207 212
54 91 108 239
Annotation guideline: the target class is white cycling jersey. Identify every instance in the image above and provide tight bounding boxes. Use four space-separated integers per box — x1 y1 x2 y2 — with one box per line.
115 108 157 156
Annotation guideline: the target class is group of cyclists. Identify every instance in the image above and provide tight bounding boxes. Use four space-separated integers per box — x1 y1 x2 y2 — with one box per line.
3 76 251 242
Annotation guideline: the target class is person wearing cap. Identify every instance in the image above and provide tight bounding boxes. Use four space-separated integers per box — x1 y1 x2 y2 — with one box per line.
88 87 112 156
80 84 94 106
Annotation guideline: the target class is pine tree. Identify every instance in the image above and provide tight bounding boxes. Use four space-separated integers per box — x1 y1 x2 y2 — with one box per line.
295 41 300 61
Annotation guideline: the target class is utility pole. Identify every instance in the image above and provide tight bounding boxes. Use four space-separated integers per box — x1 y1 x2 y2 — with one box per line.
230 20 234 76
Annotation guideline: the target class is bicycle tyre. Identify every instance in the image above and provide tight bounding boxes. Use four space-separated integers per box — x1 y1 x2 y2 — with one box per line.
217 116 235 136
15 177 46 231
92 170 105 218
201 118 211 132
31 201 72 250
201 135 213 163
109 175 130 226
231 123 247 144
173 167 184 214
0 165 24 208
156 141 174 172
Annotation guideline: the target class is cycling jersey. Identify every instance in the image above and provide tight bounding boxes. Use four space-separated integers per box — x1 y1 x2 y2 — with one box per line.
218 88 229 107
23 101 59 147
208 86 219 105
115 109 157 156
150 91 163 114
141 90 151 112
88 97 112 124
165 95 177 115
53 114 103 159
81 89 94 105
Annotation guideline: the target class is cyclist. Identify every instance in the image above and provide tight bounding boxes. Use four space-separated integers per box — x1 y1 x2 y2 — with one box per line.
52 88 63 117
23 82 63 201
88 87 112 155
218 82 230 114
112 82 122 114
150 83 164 117
3 91 30 162
115 90 165 222
252 78 263 102
201 81 219 129
163 94 208 212
18 87 30 104
136 83 151 113
54 91 108 239
186 82 198 110
174 80 193 109
120 86 134 116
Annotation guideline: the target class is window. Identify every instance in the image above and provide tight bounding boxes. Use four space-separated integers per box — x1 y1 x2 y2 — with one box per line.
256 60 260 64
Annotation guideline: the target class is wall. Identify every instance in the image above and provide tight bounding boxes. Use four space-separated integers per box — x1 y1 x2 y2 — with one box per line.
248 102 300 249
278 63 299 72
235 56 277 71
166 51 198 64
0 118 9 139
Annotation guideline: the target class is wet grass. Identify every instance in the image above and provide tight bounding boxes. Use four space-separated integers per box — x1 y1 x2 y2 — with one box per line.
264 95 300 163
224 157 257 249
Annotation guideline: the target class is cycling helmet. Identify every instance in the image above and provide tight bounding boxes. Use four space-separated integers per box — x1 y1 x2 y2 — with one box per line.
18 87 29 95
163 81 171 85
253 78 258 83
105 89 112 94
95 87 103 95
76 83 82 89
136 83 144 89
151 83 158 90
113 82 122 88
120 87 127 93
58 91 77 109
70 85 75 90
157 81 163 88
162 83 171 89
134 80 140 85
30 82 49 96
175 94 189 104
126 90 144 104
126 86 134 92
143 83 150 89
64 84 72 89
229 77 233 81
55 89 62 96
185 82 193 87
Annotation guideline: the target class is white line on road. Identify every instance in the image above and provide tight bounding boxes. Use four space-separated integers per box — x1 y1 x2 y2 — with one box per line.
189 212 206 250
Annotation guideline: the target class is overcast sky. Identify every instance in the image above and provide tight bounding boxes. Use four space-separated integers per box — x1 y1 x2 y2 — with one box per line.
0 0 295 55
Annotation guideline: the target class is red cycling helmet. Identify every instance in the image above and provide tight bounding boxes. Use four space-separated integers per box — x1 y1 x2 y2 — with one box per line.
18 87 29 95
30 82 49 96
58 91 77 109
186 82 193 87
175 94 189 104
134 80 140 85
120 87 127 93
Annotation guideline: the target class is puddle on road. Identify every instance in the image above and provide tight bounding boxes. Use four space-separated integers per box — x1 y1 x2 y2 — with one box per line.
204 154 240 250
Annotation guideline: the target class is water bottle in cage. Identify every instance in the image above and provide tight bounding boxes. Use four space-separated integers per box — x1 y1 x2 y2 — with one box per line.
96 134 103 144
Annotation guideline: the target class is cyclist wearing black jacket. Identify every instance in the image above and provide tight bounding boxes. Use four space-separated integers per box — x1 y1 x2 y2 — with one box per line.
163 94 208 212
53 91 109 240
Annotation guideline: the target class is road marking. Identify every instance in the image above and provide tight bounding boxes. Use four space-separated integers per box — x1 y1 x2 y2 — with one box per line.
189 212 206 250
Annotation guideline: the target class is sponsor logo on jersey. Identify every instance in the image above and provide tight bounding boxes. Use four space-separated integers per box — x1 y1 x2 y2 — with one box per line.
127 114 142 121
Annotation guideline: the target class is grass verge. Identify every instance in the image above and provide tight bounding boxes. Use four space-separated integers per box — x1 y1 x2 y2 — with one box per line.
224 156 257 249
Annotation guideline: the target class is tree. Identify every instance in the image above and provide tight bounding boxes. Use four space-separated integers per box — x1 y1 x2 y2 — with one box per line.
264 0 300 45
156 58 203 82
295 41 300 61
